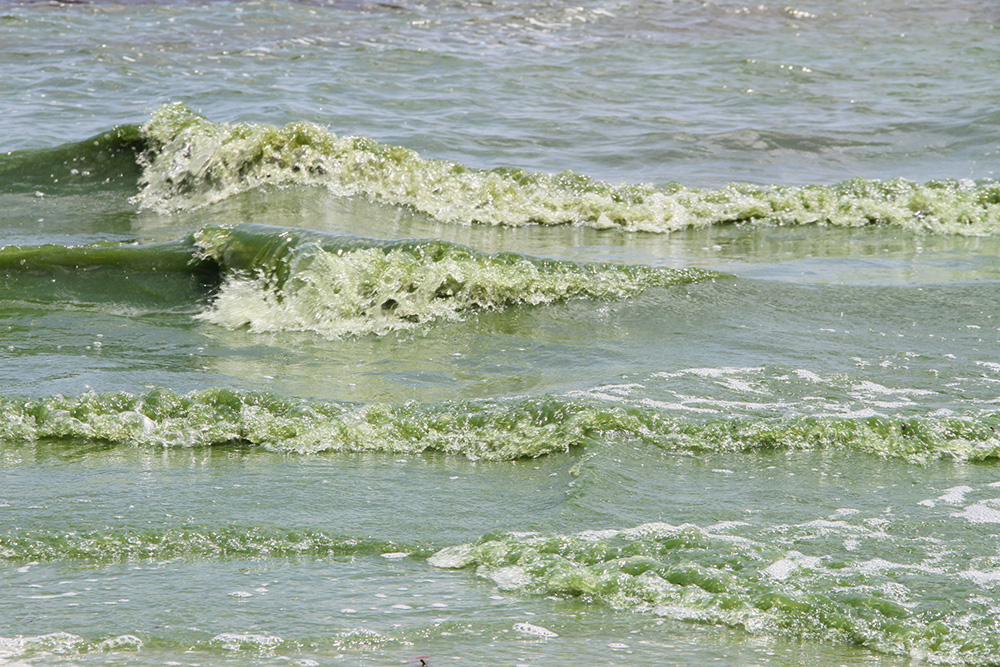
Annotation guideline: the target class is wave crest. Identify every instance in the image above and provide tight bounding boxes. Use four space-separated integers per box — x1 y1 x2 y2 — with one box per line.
193 224 712 337
135 103 1000 235
1 389 996 463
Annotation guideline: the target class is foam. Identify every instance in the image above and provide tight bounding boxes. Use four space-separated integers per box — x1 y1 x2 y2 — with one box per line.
1 389 998 463
135 104 1000 235
192 223 713 338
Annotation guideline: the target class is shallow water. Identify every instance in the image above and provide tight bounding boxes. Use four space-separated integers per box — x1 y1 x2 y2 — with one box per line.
2 1 999 665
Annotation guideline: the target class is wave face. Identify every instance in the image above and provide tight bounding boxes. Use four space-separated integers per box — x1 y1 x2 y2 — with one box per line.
430 521 1000 664
0 238 202 276
2 389 996 463
134 103 1000 235
192 224 713 337
0 390 601 460
0 223 710 336
0 125 144 195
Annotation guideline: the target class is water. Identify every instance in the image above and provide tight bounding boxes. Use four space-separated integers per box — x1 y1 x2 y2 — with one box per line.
1 1 999 665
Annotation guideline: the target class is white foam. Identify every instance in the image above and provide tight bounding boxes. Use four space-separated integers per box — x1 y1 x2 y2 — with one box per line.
683 366 764 378
835 407 886 419
959 569 1000 588
799 519 852 530
854 558 943 576
868 400 915 408
952 503 1000 524
576 529 620 541
855 558 903 573
211 633 283 651
719 377 765 394
937 485 974 505
22 591 78 599
95 635 143 651
488 565 532 590
763 559 797 580
763 553 822 580
513 622 558 638
589 383 643 396
850 380 934 397
622 522 681 538
427 545 474 569
636 397 720 414
0 632 83 659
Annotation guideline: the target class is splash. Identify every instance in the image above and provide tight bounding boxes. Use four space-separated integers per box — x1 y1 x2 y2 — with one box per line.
135 103 1000 234
193 224 714 337
0 389 602 460
0 223 715 336
0 389 996 463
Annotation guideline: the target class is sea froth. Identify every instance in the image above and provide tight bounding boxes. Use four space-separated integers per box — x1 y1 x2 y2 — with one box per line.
0 389 996 463
431 521 1000 663
193 224 713 337
0 224 714 337
135 103 1000 235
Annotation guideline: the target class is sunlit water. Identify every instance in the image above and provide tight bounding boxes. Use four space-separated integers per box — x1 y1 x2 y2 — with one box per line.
1 1 999 665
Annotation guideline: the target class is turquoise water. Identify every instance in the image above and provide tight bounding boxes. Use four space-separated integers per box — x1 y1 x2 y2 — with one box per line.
1 1 999 665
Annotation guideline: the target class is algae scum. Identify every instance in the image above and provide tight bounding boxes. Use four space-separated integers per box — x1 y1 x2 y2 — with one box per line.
3 1 1000 665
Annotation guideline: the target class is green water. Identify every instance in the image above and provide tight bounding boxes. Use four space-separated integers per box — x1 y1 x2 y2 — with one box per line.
2 1 1000 665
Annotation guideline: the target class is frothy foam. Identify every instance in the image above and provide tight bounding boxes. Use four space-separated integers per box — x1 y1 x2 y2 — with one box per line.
0 524 425 564
193 224 713 338
431 521 1000 663
0 632 141 660
0 389 997 463
136 103 1000 235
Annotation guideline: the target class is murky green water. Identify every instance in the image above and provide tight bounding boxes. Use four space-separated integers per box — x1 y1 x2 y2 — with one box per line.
2 1 999 665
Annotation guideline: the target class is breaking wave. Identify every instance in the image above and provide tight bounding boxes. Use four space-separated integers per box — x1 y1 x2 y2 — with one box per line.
1 389 996 463
133 103 1000 235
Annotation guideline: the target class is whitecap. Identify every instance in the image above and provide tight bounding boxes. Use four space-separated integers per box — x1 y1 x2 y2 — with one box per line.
937 485 974 505
513 622 558 638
